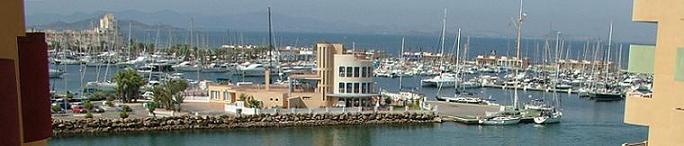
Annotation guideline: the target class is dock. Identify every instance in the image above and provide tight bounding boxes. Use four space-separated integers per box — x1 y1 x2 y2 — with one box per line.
427 101 500 125
428 101 544 124
481 84 579 94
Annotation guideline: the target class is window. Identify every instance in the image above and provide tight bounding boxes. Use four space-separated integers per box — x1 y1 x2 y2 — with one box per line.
339 82 345 93
367 67 373 77
361 83 368 93
339 66 345 77
346 67 353 77
361 67 367 77
354 67 360 77
368 83 374 93
346 83 352 94
676 48 684 81
223 92 228 101
354 83 360 93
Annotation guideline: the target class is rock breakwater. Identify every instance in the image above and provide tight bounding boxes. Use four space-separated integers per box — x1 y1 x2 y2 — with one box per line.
52 112 440 137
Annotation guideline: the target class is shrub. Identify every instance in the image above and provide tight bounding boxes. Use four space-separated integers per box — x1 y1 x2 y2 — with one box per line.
83 101 94 110
51 105 62 113
122 105 132 112
85 112 93 119
105 100 114 107
119 111 129 119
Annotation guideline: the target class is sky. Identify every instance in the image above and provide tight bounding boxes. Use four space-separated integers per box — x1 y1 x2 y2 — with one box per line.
25 0 656 44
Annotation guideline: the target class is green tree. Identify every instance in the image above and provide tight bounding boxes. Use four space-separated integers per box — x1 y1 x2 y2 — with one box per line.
83 101 94 110
144 101 158 117
113 68 145 103
151 79 188 111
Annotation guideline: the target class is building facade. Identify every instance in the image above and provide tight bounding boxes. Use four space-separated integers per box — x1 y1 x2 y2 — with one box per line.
206 42 377 109
0 0 52 146
42 13 122 52
623 0 684 145
475 55 530 68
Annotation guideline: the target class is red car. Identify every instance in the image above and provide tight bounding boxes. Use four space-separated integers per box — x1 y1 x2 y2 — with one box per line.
71 106 87 113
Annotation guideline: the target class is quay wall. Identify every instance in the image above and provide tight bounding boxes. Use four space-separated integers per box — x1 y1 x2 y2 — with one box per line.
52 112 440 137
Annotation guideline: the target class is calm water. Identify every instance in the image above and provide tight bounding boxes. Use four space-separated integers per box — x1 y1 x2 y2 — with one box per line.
49 75 648 146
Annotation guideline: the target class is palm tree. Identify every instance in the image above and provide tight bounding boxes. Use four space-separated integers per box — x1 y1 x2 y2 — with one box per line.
113 68 145 103
151 79 188 111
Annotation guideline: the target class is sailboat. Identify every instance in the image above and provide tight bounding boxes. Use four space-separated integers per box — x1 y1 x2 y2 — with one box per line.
438 28 493 105
421 8 457 88
589 22 624 101
479 0 525 125
530 32 563 124
381 37 426 103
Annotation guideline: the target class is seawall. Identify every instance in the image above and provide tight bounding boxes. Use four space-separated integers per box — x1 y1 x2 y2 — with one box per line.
52 112 440 137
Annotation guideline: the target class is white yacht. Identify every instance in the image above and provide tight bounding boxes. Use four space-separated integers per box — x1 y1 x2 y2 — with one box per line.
237 63 277 77
534 111 562 124
83 81 116 93
201 63 230 73
49 69 64 78
172 61 200 72
421 73 457 87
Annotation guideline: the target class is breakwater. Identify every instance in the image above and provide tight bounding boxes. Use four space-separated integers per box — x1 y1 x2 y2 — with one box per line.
52 112 440 137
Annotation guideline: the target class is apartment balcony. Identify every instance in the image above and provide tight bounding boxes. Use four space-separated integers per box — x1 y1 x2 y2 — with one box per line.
624 93 653 126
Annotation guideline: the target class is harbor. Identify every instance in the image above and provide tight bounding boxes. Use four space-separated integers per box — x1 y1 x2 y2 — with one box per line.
39 3 652 146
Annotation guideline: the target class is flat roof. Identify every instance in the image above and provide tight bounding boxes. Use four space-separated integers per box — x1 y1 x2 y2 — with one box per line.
289 74 320 80
326 93 379 98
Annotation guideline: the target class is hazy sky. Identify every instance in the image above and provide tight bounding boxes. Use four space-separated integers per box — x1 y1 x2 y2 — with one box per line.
25 0 656 43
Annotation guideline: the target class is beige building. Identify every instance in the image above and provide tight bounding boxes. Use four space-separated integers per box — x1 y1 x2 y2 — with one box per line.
556 59 615 72
207 42 378 109
475 55 530 68
623 0 684 145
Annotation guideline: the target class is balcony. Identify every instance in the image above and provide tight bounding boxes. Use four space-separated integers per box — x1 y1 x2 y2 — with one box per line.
624 93 653 126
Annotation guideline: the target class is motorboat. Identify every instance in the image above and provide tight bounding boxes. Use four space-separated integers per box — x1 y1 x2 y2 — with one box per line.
201 63 230 73
236 63 277 77
534 111 562 124
49 69 64 78
83 81 116 93
589 91 624 101
421 73 457 87
172 61 200 72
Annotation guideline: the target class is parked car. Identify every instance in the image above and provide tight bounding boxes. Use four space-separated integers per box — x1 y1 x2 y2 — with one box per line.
71 106 87 113
91 106 105 113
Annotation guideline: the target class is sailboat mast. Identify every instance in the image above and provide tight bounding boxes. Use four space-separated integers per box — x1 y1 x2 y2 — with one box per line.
455 28 462 90
513 0 524 110
618 43 623 71
439 8 447 70
399 37 405 90
268 7 274 69
605 22 613 85
515 0 523 64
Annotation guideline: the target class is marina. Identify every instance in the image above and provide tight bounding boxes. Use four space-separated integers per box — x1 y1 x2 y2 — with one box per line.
36 2 652 146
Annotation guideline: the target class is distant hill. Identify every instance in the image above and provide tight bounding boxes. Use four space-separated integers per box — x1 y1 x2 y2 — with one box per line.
26 10 397 34
28 14 182 32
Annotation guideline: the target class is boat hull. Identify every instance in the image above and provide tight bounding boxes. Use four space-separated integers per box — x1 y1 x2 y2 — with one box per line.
479 118 521 125
590 92 624 101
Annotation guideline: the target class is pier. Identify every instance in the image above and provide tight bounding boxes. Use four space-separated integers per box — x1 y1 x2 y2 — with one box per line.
428 101 500 124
